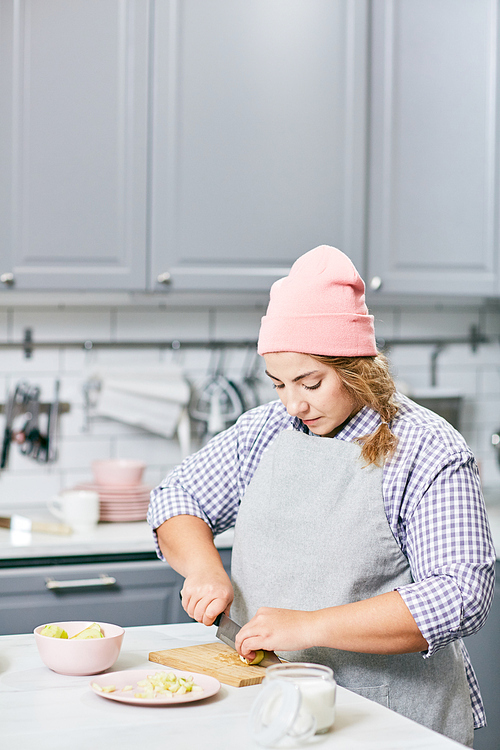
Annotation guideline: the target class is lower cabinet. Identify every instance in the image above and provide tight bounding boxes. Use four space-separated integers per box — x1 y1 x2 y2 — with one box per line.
0 549 232 636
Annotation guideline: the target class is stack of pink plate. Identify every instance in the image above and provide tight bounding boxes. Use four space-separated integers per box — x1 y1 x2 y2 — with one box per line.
77 460 150 523
76 483 151 522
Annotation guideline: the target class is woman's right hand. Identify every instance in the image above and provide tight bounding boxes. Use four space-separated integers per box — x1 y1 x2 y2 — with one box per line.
156 515 234 625
180 568 234 626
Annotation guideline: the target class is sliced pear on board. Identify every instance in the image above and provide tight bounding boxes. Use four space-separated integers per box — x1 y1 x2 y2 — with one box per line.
239 650 265 666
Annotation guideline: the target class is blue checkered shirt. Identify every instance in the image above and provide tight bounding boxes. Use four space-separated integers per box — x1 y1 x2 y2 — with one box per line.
148 393 495 728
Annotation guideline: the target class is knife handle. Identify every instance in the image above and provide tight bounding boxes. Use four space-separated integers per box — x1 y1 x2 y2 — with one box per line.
178 590 223 627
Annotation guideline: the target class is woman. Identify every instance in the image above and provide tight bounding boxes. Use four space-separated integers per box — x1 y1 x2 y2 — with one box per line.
148 246 495 746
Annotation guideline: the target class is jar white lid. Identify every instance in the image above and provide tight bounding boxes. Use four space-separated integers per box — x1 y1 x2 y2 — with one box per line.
248 679 316 747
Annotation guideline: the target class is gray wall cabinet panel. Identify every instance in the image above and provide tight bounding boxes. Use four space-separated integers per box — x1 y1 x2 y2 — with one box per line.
150 0 368 291
0 0 150 291
368 0 498 296
3 1 498 297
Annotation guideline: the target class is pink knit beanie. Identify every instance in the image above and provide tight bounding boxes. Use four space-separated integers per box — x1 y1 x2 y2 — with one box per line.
258 245 377 356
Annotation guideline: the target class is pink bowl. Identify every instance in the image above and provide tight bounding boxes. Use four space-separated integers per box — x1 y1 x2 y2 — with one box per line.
34 621 125 675
91 459 146 487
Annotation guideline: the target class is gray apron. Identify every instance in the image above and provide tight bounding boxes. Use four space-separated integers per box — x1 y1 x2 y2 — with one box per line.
231 430 474 747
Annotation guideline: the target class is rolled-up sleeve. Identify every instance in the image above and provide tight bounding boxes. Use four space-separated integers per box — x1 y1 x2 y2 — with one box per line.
396 453 496 657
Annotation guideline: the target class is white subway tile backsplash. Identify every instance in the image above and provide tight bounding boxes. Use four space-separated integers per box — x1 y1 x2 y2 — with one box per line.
60 347 90 372
13 309 113 342
478 367 500 395
386 345 434 370
56 436 113 469
84 347 163 367
481 307 500 336
370 308 396 339
439 344 500 369
175 347 214 376
213 310 263 340
114 435 183 466
83 417 146 438
398 308 481 338
473 396 500 428
0 472 61 508
429 367 478 395
0 312 8 341
1 301 500 505
0 347 61 373
115 309 210 342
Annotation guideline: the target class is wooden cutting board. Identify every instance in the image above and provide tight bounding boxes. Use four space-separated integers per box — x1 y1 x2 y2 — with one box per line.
148 642 267 687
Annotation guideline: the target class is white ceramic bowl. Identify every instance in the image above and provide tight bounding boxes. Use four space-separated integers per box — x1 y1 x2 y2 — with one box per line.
34 621 125 675
91 459 146 487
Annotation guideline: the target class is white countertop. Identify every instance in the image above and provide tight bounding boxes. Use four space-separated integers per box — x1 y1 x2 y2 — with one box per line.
0 507 234 561
0 622 465 750
1 495 499 563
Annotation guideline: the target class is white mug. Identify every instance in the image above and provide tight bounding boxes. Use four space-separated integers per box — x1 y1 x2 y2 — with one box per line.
48 490 100 533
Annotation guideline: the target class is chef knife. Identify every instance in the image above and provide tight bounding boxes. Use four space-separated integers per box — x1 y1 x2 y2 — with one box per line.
0 515 73 535
214 611 281 667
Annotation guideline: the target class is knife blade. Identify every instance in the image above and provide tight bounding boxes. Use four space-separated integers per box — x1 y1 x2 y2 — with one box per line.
0 515 73 535
214 611 281 667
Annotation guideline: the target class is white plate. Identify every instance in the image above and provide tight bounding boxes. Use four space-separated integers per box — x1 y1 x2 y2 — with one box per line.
99 504 149 512
99 498 150 506
99 514 148 520
90 668 221 706
99 490 150 502
77 483 152 497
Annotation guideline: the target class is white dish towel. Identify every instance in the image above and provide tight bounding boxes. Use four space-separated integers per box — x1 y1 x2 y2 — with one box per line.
88 365 192 458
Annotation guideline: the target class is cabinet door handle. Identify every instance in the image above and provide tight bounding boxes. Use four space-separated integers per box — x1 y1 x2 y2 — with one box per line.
45 575 116 590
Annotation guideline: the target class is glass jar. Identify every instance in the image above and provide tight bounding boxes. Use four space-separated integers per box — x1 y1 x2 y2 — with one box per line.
249 663 336 747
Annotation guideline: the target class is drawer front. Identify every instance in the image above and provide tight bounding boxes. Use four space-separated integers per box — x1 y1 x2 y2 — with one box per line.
0 551 232 635
0 560 182 635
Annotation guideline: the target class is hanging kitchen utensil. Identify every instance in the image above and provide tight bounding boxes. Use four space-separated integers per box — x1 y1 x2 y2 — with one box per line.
189 349 245 440
238 347 262 411
0 381 30 469
34 379 60 463
1 384 19 469
19 385 42 459
46 379 60 462
1 387 16 470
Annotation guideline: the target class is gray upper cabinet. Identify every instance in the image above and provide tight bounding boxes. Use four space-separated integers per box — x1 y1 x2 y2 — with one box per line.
150 0 368 291
0 0 149 291
2 1 497 296
367 0 499 296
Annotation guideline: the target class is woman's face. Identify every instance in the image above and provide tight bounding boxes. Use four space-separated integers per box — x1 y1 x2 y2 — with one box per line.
263 352 358 437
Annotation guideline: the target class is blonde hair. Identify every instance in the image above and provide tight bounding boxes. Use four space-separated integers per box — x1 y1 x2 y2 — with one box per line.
310 353 398 466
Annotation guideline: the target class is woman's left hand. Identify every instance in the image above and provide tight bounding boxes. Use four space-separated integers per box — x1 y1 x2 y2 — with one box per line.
234 593 429 660
235 607 314 661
